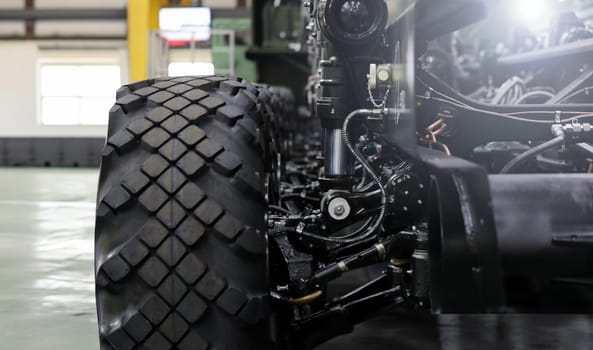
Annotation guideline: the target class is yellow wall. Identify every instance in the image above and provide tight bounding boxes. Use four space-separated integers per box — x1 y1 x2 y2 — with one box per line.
127 0 194 82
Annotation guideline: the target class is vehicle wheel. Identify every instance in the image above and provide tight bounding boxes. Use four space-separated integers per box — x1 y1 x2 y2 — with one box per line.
95 76 275 349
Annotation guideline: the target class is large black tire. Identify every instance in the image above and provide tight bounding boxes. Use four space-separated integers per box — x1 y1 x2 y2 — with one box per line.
95 76 274 349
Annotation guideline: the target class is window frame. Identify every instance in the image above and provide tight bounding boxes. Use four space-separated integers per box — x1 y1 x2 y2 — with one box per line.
37 51 127 127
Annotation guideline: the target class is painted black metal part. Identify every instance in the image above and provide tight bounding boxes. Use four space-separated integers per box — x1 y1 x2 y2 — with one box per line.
489 174 593 278
497 38 593 70
422 148 593 312
421 148 506 313
414 0 487 43
293 268 404 349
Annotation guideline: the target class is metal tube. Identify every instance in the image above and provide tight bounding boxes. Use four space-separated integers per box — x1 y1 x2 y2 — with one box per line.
323 128 352 177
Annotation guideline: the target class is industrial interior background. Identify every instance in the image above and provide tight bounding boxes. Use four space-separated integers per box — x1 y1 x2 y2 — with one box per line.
1 0 593 349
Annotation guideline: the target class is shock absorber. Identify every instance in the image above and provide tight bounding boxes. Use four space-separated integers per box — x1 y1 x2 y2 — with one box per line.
313 0 388 185
317 49 353 180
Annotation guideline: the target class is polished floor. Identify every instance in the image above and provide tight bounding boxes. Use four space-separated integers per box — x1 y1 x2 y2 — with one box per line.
2 167 593 350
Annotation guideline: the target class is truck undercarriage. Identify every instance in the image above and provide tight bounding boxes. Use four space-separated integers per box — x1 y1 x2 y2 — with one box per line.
95 0 593 348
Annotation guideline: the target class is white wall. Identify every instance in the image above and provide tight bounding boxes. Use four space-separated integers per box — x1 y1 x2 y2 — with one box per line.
0 0 245 138
0 41 127 138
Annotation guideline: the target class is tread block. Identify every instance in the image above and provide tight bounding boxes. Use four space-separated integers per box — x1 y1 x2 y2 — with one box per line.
160 312 189 343
217 287 247 316
108 129 135 152
141 127 171 151
122 170 150 195
236 118 259 142
152 80 177 89
101 144 115 158
141 154 170 178
177 291 207 323
109 104 124 117
206 76 227 82
215 105 244 126
177 125 206 146
146 106 174 123
176 151 206 177
100 255 130 282
116 85 132 99
175 182 205 210
125 118 153 136
176 254 206 284
138 256 169 287
213 214 243 241
95 270 110 287
198 95 225 112
234 90 257 112
124 313 152 342
156 236 187 266
178 330 209 350
238 297 264 325
140 295 170 325
220 80 246 95
156 200 187 229
195 271 226 301
158 139 188 162
105 328 135 350
235 227 266 256
157 167 188 194
175 216 206 246
144 332 172 350
157 274 188 306
194 198 224 226
119 238 149 266
180 105 208 122
138 184 169 213
171 77 195 83
213 151 242 176
138 219 169 248
102 186 131 211
187 79 210 87
96 202 112 218
148 90 175 104
167 83 192 95
160 115 189 135
133 86 159 97
116 94 144 113
195 138 223 161
237 168 262 195
182 89 208 102
163 96 191 111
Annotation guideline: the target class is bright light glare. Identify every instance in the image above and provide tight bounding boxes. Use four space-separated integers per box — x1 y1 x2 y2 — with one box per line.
513 0 555 31
168 62 215 77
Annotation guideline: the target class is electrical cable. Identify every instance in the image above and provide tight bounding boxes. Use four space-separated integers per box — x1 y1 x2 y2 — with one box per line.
515 90 555 104
418 78 593 123
429 96 593 124
500 136 565 174
269 205 291 214
556 86 593 104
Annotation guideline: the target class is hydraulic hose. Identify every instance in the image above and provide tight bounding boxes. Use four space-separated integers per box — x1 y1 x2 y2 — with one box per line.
500 135 565 174
342 108 388 240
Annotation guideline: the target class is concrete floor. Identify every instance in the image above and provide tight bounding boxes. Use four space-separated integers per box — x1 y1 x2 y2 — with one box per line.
2 167 593 350
0 167 98 350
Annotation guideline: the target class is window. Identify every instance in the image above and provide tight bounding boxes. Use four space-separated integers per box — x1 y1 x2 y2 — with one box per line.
168 62 215 77
39 64 121 125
